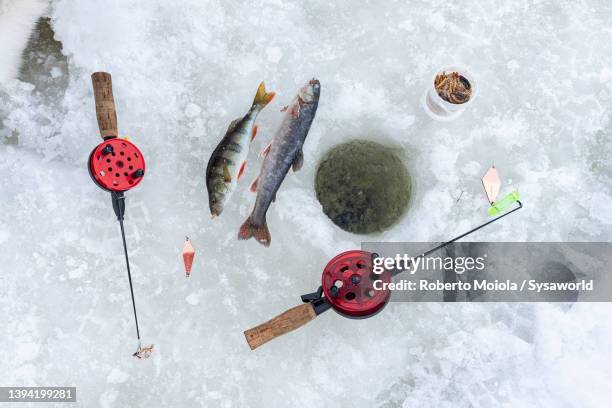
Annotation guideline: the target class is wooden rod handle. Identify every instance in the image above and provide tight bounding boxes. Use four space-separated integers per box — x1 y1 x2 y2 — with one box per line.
244 303 316 350
91 72 118 139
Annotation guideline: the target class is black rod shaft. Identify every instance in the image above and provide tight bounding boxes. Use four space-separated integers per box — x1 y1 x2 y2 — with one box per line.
118 218 141 341
421 200 522 257
391 201 523 276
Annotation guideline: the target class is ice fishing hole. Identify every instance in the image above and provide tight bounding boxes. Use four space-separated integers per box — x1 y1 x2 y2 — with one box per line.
120 151 125 156
315 140 411 234
106 158 111 163
116 160 124 168
115 173 120 177
345 292 356 301
107 167 112 172
129 165 133 170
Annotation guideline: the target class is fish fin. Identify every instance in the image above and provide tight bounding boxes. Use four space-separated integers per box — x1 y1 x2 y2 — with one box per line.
251 125 258 142
292 149 304 172
226 119 240 135
259 143 271 158
253 82 275 108
280 105 288 112
249 177 259 192
238 215 271 247
289 104 300 118
237 161 246 180
223 162 232 183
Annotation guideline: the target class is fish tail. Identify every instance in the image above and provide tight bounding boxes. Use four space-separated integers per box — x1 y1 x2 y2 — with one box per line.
252 82 276 109
238 214 271 247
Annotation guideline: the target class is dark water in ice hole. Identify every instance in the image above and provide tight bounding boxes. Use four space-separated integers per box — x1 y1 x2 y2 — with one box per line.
315 140 411 234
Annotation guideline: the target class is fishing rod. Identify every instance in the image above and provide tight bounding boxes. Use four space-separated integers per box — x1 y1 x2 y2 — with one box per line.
87 72 152 358
244 199 523 350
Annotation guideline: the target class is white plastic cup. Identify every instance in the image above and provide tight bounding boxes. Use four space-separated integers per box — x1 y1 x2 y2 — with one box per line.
422 66 476 122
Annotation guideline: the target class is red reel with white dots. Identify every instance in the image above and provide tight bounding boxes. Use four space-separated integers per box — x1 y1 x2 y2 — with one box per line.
88 138 145 192
322 250 392 318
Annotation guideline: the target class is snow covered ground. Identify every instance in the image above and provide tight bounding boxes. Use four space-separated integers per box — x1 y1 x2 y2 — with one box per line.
1 0 612 406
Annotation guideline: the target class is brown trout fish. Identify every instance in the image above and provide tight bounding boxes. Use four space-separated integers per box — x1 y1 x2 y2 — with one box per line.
238 79 321 246
206 82 275 217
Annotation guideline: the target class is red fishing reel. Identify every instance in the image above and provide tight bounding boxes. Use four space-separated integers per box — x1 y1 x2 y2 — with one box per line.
88 72 145 192
321 250 392 318
88 138 145 192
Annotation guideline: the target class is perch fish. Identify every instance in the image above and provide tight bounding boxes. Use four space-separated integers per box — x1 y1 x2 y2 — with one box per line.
206 82 275 217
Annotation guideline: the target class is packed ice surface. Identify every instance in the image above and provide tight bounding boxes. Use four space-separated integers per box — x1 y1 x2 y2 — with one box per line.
1 0 612 406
